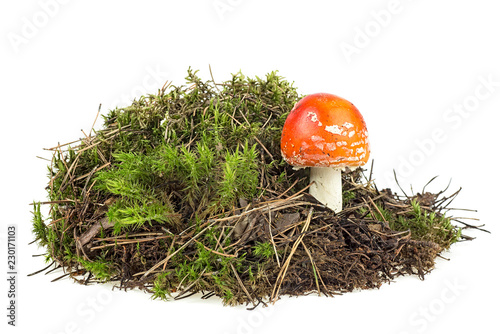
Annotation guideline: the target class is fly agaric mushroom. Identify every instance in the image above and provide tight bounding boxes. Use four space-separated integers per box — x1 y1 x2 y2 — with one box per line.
280 93 370 212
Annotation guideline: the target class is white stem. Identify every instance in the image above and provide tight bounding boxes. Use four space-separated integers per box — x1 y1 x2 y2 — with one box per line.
309 167 342 213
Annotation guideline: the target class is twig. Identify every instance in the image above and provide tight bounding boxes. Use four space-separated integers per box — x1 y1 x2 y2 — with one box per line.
271 207 313 303
453 219 490 233
253 136 274 159
276 177 301 199
368 196 387 223
140 220 218 279
27 261 55 277
230 263 256 307
74 162 111 181
163 235 177 271
51 272 71 282
300 240 323 296
267 208 281 268
77 217 113 248
174 268 206 300
393 170 409 198
90 236 172 250
422 175 439 193
196 240 237 258
90 104 102 136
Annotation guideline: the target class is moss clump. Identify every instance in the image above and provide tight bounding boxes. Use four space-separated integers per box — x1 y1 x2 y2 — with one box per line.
31 68 471 306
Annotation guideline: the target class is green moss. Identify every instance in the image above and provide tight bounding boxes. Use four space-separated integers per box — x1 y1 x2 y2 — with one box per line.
78 256 116 282
353 196 462 250
31 202 48 246
152 272 173 301
31 68 471 305
253 241 274 259
390 199 462 249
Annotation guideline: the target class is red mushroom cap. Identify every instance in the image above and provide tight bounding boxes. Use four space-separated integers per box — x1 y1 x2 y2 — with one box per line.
280 93 370 168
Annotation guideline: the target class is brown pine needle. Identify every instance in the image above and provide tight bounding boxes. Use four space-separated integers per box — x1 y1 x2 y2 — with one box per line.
301 240 322 296
271 207 313 304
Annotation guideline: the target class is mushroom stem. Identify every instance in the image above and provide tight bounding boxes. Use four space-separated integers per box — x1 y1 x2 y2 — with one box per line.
309 167 342 213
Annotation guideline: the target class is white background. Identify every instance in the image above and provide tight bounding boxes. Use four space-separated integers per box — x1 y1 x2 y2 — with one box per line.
1 1 499 333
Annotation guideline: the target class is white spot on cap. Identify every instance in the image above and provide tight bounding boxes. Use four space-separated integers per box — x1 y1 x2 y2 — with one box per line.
350 140 362 147
343 122 354 129
326 122 357 136
307 112 322 126
311 135 324 142
326 143 337 151
307 112 317 121
325 125 342 135
336 141 347 147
